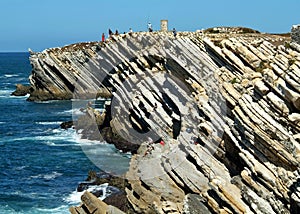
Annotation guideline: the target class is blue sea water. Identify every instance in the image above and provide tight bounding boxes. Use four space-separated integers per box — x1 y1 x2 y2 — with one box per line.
0 53 130 213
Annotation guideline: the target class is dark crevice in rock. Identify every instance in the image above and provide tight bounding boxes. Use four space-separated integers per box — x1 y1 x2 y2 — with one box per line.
132 191 141 200
172 119 181 140
185 154 207 177
185 194 215 214
140 93 155 108
145 55 164 70
161 92 181 116
289 178 300 214
222 133 245 177
140 180 151 191
204 43 235 72
164 58 196 94
170 169 194 194
129 107 151 133
46 63 75 93
207 189 235 213
160 97 173 116
178 143 208 177
254 133 297 171
80 204 90 214
161 156 194 195
197 106 211 122
138 100 151 119
132 57 146 71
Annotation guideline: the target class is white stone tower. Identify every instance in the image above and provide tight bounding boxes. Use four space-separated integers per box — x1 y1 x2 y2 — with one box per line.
160 20 168 32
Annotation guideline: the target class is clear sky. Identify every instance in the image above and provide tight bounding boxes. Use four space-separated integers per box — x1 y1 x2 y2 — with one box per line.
0 0 299 52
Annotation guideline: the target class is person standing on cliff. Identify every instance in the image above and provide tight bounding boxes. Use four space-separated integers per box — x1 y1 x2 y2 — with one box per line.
172 28 177 37
148 22 153 32
101 33 105 42
108 29 113 37
129 28 133 36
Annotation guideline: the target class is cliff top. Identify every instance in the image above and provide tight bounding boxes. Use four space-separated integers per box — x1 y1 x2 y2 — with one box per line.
31 27 290 54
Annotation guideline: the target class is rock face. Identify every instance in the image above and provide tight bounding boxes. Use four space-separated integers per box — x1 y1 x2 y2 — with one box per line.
74 106 139 153
27 29 300 213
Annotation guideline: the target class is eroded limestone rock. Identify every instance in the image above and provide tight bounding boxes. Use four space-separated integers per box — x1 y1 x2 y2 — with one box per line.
24 30 300 213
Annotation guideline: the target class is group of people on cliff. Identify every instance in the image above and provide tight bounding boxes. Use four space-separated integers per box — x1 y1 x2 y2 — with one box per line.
101 22 177 42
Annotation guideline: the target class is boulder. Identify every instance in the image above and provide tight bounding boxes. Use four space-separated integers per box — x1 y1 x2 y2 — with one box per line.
11 84 31 96
69 191 125 214
60 121 74 129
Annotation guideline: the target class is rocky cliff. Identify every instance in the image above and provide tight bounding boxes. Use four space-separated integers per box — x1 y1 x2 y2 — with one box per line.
26 29 300 213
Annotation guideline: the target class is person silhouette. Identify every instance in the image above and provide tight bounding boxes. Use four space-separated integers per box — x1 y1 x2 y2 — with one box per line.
108 29 113 37
172 28 177 37
147 22 153 32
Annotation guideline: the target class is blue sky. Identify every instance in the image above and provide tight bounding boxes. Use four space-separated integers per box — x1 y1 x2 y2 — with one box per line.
0 0 299 52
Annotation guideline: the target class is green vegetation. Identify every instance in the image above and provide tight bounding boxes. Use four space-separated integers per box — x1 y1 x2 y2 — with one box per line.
255 61 270 73
288 58 296 66
285 42 291 49
231 77 237 84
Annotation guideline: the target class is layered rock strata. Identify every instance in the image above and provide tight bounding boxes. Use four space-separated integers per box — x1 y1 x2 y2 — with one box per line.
27 30 300 213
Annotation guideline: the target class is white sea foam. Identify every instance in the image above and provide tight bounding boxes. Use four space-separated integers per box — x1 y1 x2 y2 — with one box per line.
36 128 77 142
0 89 12 97
75 133 106 145
43 172 63 180
0 204 18 213
15 165 28 170
3 128 79 146
30 171 63 180
9 93 30 99
36 121 63 125
64 183 109 205
57 108 84 117
35 206 69 214
4 74 19 78
44 141 56 146
33 205 70 214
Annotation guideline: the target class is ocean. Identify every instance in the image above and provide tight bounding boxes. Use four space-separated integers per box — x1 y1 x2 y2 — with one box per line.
0 52 130 213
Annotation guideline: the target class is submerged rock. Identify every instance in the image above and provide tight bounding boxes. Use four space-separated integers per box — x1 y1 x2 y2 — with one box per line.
60 121 74 129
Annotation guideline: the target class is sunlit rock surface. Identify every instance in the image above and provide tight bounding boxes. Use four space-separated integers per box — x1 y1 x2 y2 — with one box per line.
27 29 300 213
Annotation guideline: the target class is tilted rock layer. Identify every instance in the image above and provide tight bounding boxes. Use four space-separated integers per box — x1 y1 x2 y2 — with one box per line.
27 30 300 213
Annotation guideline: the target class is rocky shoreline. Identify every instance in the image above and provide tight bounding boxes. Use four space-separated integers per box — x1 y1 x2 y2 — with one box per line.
72 170 133 213
16 27 300 213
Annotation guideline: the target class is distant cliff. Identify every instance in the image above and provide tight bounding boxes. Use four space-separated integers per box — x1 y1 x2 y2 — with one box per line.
26 29 300 213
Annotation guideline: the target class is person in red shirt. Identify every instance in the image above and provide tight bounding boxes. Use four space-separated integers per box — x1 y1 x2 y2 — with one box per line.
101 33 105 42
